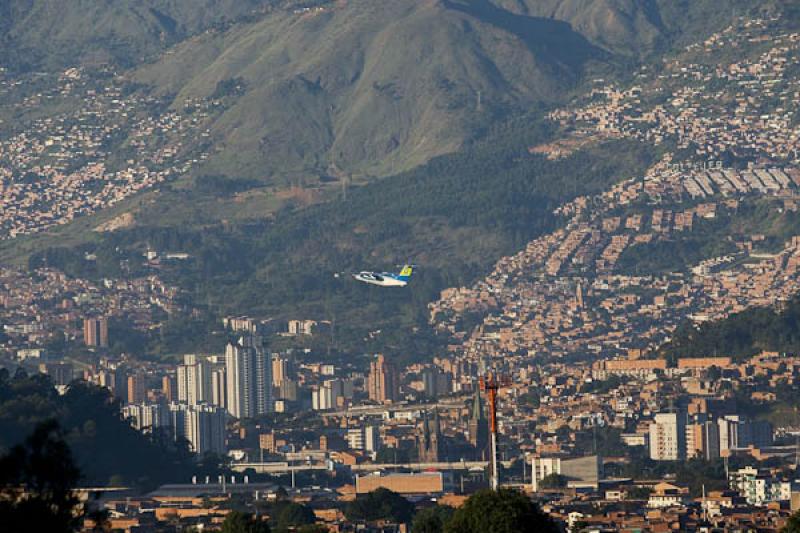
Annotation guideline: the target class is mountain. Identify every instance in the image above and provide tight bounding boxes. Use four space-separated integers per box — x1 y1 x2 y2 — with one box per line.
134 0 608 179
0 0 767 180
0 0 273 70
131 0 772 179
496 0 779 55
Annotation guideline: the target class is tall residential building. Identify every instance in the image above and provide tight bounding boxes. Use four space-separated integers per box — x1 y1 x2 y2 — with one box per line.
718 415 773 454
211 366 227 410
112 367 128 402
83 317 109 348
278 379 299 402
348 425 385 453
687 420 720 460
365 425 380 453
38 362 73 386
272 353 290 387
368 354 399 403
649 412 686 461
225 336 273 419
421 367 450 398
346 428 366 450
287 319 317 336
127 373 146 405
123 402 171 431
312 379 343 411
162 375 176 402
177 354 213 406
169 403 226 455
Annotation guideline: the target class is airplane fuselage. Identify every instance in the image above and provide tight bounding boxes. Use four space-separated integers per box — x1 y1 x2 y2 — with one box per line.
352 272 408 287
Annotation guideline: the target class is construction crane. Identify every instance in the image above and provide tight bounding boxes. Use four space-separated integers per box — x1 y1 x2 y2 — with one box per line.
480 372 511 491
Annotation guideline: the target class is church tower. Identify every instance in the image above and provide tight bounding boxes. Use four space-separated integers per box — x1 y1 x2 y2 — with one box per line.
418 409 441 463
468 388 488 458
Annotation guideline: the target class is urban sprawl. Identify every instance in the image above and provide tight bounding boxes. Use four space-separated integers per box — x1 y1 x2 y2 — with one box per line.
2 15 800 533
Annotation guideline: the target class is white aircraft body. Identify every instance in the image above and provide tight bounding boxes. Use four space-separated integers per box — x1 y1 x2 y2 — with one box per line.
352 265 414 287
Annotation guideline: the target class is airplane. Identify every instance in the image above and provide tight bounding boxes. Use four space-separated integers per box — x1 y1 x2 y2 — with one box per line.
351 264 414 287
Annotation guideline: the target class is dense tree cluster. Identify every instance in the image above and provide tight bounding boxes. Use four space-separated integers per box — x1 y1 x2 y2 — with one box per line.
0 370 213 490
657 294 800 363
444 489 559 533
0 421 88 533
345 487 415 524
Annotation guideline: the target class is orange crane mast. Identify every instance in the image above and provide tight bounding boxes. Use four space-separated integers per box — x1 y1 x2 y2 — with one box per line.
479 372 511 491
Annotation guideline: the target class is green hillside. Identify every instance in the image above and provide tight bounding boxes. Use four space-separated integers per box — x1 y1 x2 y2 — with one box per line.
134 0 609 179
0 0 282 71
657 294 800 364
24 114 655 359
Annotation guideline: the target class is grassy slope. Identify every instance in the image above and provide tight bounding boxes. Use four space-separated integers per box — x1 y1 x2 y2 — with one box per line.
0 0 276 70
134 0 607 180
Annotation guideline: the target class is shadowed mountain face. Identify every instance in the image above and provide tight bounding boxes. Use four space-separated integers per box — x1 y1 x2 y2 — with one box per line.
135 0 607 180
495 0 773 55
443 0 608 69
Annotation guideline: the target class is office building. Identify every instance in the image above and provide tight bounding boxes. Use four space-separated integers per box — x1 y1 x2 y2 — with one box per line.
718 415 773 454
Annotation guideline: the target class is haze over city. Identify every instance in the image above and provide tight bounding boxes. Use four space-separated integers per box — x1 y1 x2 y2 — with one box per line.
1 1 800 532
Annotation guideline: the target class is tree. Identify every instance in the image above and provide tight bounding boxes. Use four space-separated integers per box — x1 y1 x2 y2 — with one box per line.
412 505 455 533
297 526 329 533
625 486 652 500
221 511 271 533
538 473 568 489
0 420 85 532
344 488 415 524
273 502 316 531
444 489 559 533
783 509 800 533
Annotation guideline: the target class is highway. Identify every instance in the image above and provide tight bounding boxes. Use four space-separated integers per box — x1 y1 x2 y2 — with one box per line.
231 459 512 474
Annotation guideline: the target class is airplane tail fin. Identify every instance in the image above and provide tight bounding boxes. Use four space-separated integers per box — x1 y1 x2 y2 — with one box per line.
397 265 413 281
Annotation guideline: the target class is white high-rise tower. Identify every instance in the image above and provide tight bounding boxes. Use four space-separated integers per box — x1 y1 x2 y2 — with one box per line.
225 336 273 419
